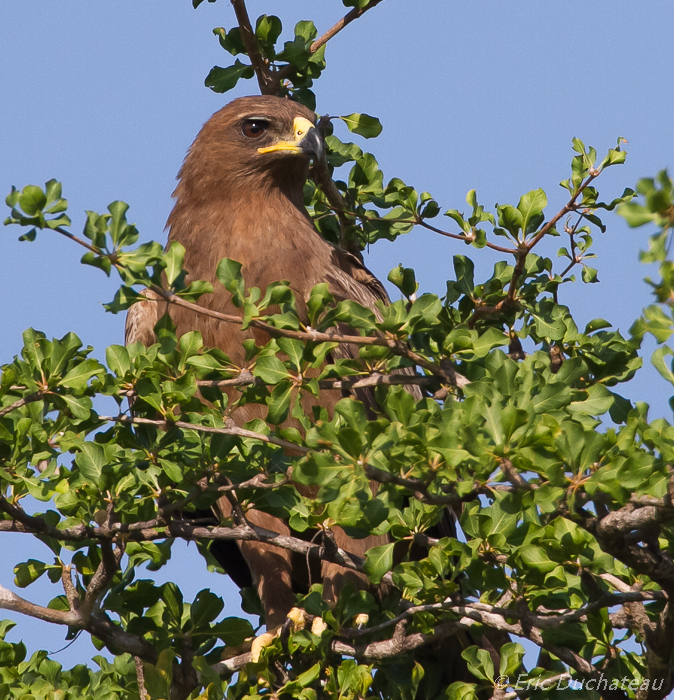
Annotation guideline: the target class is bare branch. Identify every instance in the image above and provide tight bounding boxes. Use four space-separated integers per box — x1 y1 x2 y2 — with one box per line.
0 583 157 662
166 519 394 587
197 369 437 391
309 0 386 56
418 219 517 255
61 565 79 611
53 226 103 258
230 0 278 95
502 673 572 699
212 652 252 676
597 503 674 539
340 591 667 640
500 458 535 491
0 582 80 626
0 496 90 540
135 656 149 700
80 539 121 622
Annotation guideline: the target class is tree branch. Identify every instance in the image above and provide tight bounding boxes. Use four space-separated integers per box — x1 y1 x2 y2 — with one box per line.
166 519 394 587
0 514 394 587
0 392 43 419
418 218 517 255
0 583 157 662
197 369 437 391
0 495 90 541
309 0 386 56
340 592 667 639
230 0 278 95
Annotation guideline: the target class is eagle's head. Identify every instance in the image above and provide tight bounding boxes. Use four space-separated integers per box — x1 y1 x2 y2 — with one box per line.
174 96 324 206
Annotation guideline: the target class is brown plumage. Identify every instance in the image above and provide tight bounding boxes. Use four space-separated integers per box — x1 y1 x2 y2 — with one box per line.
125 97 511 683
126 96 404 628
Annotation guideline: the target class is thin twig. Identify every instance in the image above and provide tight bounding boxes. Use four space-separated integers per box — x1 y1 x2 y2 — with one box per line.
309 0 387 56
54 226 103 257
526 173 599 250
418 219 517 255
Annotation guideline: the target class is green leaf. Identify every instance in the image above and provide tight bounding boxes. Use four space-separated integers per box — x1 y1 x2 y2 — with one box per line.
162 582 184 625
164 241 186 287
58 359 104 390
461 646 494 683
652 346 674 385
254 355 290 384
499 642 525 677
178 331 204 359
19 185 47 216
519 546 557 574
496 203 523 238
205 60 255 93
618 202 657 227
14 559 49 588
212 617 255 646
143 649 174 700
175 279 214 303
568 384 614 416
255 14 282 58
363 543 395 584
453 255 475 297
307 283 334 325
191 589 224 628
278 337 304 370
517 188 547 235
581 265 599 283
387 264 417 298
104 286 142 313
76 442 106 482
108 200 138 248
446 682 478 700
267 380 294 424
106 345 131 376
215 257 245 306
339 113 383 139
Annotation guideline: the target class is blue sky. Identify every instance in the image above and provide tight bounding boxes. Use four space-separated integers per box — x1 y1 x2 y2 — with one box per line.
1 0 673 672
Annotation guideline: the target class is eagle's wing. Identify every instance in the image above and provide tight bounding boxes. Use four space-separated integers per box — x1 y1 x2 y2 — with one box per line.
324 244 424 401
124 289 166 346
326 245 390 307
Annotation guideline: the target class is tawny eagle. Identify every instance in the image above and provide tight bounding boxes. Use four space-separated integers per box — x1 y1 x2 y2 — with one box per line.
125 96 414 629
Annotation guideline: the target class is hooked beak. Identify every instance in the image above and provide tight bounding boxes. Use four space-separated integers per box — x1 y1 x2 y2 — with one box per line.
258 116 325 163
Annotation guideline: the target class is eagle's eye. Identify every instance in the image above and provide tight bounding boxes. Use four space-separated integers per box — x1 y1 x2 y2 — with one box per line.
242 119 268 139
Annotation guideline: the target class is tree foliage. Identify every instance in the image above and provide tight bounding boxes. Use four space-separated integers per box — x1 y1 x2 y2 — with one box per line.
3 2 674 699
